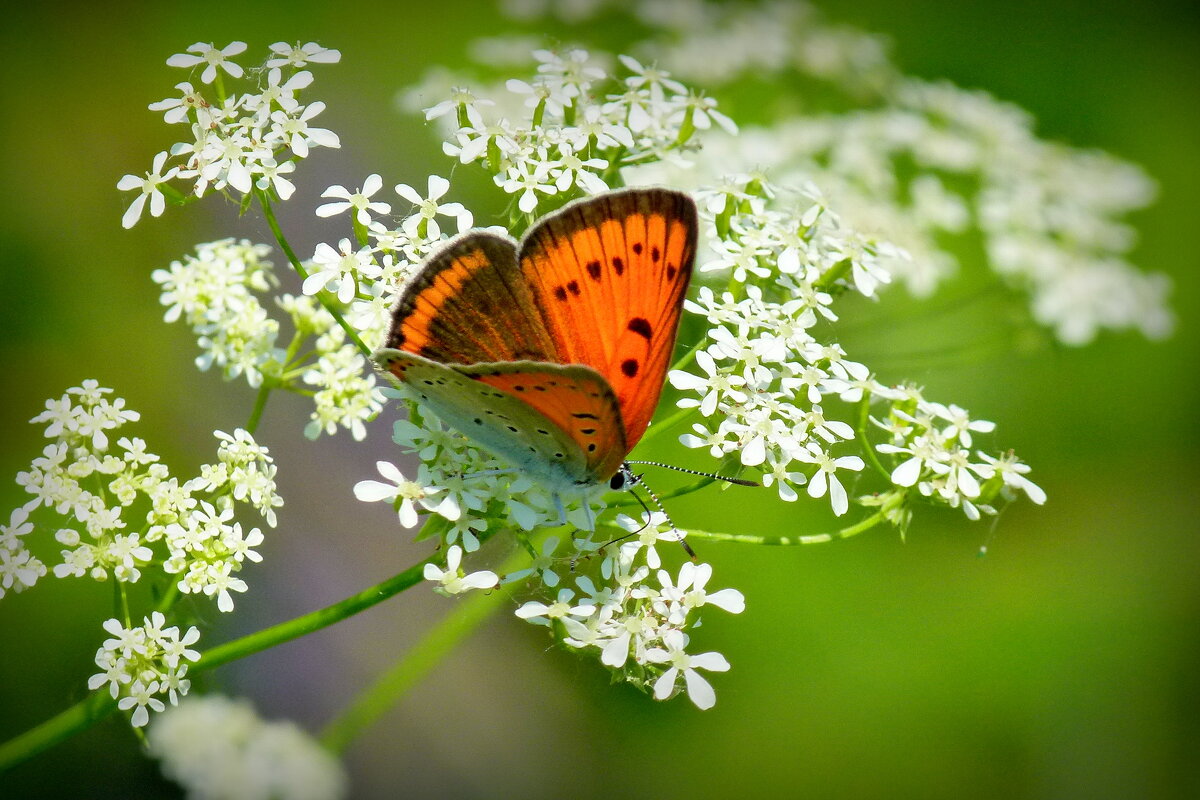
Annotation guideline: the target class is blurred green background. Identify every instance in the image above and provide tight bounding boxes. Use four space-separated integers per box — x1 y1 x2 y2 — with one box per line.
1 1 1196 797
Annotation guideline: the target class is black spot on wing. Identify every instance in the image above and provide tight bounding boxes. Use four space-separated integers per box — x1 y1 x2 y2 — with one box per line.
621 359 639 378
586 260 601 280
627 317 652 339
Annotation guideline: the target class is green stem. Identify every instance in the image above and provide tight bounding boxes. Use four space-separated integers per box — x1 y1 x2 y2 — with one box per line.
636 405 694 446
0 547 440 772
256 189 371 359
194 555 435 674
685 506 891 545
856 394 891 481
0 693 117 773
320 549 531 753
813 257 852 291
245 381 273 435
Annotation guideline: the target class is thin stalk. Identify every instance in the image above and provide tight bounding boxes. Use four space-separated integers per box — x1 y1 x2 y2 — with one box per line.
0 693 117 773
0 543 441 772
637 405 693 445
193 555 435 674
320 549 532 753
855 394 891 481
685 505 892 546
256 189 371 359
245 381 273 435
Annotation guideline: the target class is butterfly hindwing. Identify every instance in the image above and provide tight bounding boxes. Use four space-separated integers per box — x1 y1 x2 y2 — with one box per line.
458 362 628 484
376 352 624 491
376 350 596 492
518 188 697 449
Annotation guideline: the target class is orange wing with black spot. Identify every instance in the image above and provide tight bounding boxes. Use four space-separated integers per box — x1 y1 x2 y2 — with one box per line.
519 189 697 448
380 188 697 484
385 232 561 365
459 362 628 483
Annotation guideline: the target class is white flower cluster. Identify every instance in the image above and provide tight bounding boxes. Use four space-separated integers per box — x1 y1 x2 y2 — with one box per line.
354 421 745 708
662 175 888 515
148 694 347 800
17 381 151 585
661 174 1045 521
292 172 485 439
88 613 201 727
152 239 279 388
713 80 1173 344
153 240 386 441
497 0 896 95
0 506 45 599
409 48 735 216
119 41 341 229
153 430 277 612
8 382 280 614
355 414 598 550
874 389 1045 522
517 524 744 710
486 0 1172 345
290 289 387 442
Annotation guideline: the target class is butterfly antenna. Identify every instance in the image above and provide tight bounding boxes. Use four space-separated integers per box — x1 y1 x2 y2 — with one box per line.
623 460 759 487
627 471 698 561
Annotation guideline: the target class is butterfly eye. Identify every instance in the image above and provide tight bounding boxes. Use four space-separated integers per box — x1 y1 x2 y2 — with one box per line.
608 472 627 491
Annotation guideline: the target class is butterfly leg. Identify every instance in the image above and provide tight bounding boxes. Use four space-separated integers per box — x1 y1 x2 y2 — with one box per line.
463 468 519 480
580 495 596 532
552 493 568 528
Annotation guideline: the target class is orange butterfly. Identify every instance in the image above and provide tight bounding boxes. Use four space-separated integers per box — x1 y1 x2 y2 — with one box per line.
374 188 696 504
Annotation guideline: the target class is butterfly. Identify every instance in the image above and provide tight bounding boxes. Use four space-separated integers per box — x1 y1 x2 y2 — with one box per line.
374 188 697 512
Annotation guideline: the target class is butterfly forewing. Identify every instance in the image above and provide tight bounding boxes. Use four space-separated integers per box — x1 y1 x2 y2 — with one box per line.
519 189 697 449
387 233 561 365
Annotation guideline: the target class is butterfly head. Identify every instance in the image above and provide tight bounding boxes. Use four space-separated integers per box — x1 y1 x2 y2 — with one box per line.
608 463 639 493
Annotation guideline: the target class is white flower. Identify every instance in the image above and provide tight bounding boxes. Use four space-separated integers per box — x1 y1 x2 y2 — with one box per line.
266 41 342 68
423 545 498 595
974 451 1046 504
645 629 731 710
254 157 297 200
498 161 557 213
657 562 745 625
515 587 596 626
0 505 45 598
354 461 457 528
394 175 472 238
117 151 179 229
795 443 864 516
424 86 494 124
669 349 747 417
615 512 683 570
302 239 381 304
315 174 391 226
165 41 247 84
148 81 207 124
89 615 201 726
270 101 341 158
